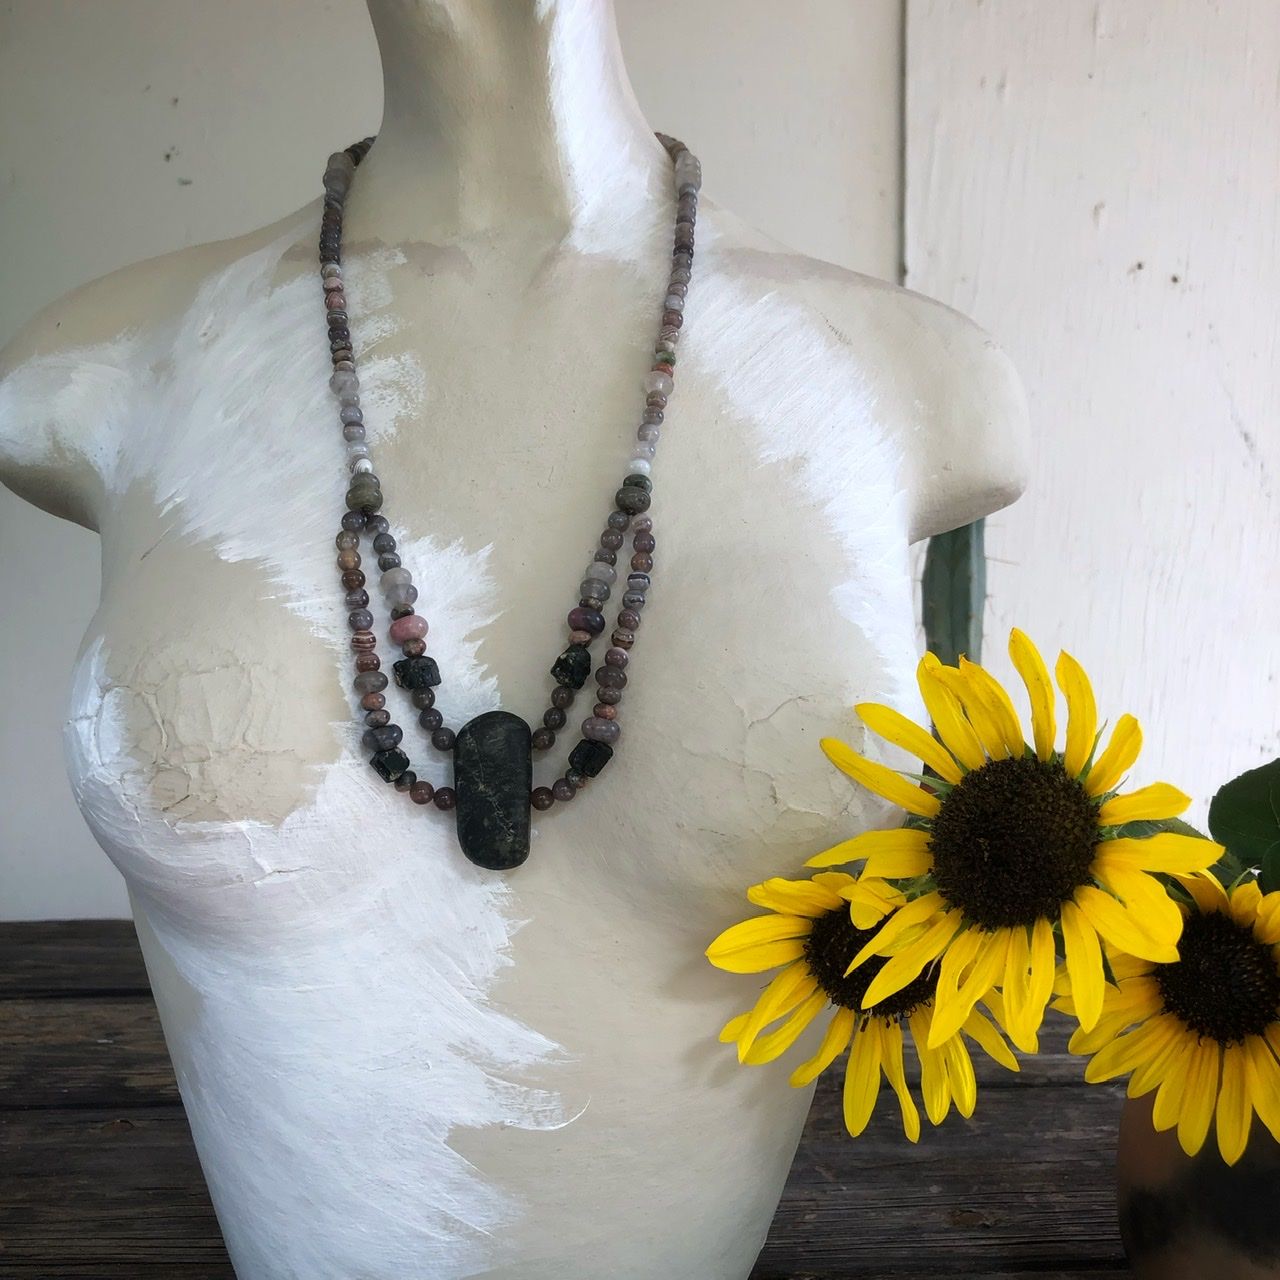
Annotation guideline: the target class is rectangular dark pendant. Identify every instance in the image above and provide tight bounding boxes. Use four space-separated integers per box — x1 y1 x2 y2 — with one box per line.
453 711 533 871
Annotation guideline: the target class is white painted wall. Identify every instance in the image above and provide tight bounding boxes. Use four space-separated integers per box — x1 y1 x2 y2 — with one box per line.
906 0 1280 828
0 0 902 919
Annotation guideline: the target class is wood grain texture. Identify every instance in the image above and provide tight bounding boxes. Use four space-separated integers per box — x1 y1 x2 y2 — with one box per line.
906 0 1280 818
0 922 1128 1277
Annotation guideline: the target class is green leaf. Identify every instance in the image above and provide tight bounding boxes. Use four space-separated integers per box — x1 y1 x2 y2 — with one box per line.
1208 758 1280 891
921 520 986 666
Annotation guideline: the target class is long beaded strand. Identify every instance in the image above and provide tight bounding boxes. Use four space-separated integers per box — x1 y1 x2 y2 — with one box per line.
321 134 700 865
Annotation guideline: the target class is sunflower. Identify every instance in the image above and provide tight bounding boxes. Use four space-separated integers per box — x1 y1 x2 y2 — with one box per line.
1059 874 1280 1165
705 872 1019 1140
807 629 1221 1054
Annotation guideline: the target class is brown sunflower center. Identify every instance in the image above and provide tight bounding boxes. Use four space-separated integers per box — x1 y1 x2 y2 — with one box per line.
927 755 1098 929
804 906 936 1021
1155 909 1280 1043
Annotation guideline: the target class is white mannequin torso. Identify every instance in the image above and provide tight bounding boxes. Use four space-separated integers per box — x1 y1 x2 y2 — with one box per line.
0 4 1029 1277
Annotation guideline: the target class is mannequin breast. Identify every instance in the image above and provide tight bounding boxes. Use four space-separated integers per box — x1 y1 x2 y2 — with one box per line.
5 200 1019 1278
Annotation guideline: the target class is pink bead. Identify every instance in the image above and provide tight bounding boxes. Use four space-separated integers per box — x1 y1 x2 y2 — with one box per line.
389 613 429 644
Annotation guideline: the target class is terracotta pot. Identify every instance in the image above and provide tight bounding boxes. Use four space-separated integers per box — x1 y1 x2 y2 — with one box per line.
1118 1093 1280 1278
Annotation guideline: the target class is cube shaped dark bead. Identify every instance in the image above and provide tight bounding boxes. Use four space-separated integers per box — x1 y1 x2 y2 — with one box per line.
551 644 592 689
568 738 614 778
370 747 411 783
393 656 441 690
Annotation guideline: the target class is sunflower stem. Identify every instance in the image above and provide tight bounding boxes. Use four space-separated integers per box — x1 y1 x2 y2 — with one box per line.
921 520 986 665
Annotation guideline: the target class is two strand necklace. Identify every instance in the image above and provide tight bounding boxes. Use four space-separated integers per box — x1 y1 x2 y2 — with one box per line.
320 135 700 871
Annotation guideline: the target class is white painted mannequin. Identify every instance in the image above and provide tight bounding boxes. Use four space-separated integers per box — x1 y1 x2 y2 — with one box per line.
0 3 1029 1276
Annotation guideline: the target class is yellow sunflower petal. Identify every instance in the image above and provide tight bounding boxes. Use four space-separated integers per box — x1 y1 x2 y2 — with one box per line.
841 877 909 929
747 877 846 918
943 1032 978 1117
861 909 964 1009
736 961 819 1061
1256 892 1280 944
909 1008 952 1124
843 1020 883 1138
1244 1035 1280 1144
1027 917 1058 1036
931 664 1012 762
1075 885 1179 964
1009 629 1056 761
879 1020 922 1142
1085 714 1143 797
1216 1043 1252 1166
705 914 812 974
929 928 1010 1048
917 659 987 771
805 826 932 874
1230 879 1264 928
854 702 964 785
1151 1035 1194 1132
741 992 828 1065
1084 1017 1168 1084
1099 832 1222 876
1177 1039 1220 1157
962 1006 1020 1072
1056 649 1098 779
1181 871 1229 914
789 1007 855 1088
959 656 1027 758
1061 900 1106 1030
846 892 947 974
820 738 942 818
1093 864 1185 946
719 1012 749 1043
932 927 985 1034
1000 925 1037 1053
1098 783 1193 826
1127 1015 1185 1097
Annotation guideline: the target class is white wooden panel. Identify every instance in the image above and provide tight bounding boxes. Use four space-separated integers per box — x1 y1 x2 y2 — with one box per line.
906 0 1280 820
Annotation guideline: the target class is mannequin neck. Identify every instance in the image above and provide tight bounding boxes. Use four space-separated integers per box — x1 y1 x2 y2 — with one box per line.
354 0 667 240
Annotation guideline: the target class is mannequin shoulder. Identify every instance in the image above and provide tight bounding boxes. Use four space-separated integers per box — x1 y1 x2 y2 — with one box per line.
0 214 308 526
704 210 1031 543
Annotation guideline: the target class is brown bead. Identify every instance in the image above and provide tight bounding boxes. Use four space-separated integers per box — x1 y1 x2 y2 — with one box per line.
542 707 567 731
433 787 457 811
360 692 386 711
633 534 655 554
531 727 556 750
605 647 629 668
596 687 623 705
530 787 555 811
341 569 366 590
551 777 577 802
569 629 593 646
337 549 361 571
355 653 381 672
618 609 642 631
401 638 427 658
364 709 391 728
593 704 618 720
551 686 575 709
611 629 635 648
350 631 376 651
631 553 653 572
662 310 683 329
410 780 434 805
652 362 674 377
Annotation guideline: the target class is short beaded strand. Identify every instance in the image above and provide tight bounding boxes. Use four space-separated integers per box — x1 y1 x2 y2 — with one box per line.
320 134 701 824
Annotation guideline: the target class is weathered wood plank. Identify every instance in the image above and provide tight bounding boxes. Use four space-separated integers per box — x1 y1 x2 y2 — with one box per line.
0 996 178 1110
0 1107 232 1276
0 919 147 998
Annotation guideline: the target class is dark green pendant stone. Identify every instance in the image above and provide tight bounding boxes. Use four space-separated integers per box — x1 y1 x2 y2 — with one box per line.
370 747 411 783
568 739 613 778
453 711 533 871
551 644 592 689
393 656 441 690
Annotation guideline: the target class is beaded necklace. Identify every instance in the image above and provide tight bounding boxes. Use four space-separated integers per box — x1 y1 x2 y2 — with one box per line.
322 135 700 871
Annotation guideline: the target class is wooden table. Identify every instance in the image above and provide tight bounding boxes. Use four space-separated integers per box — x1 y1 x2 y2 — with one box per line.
0 921 1129 1277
